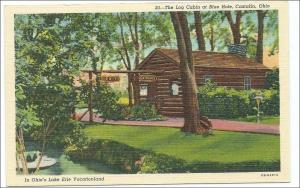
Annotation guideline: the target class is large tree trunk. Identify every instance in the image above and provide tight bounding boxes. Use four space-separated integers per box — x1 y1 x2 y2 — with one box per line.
170 12 212 134
225 11 242 44
194 11 205 51
209 24 214 51
256 10 267 64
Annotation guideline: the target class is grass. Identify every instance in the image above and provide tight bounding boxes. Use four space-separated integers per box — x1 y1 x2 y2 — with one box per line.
84 124 280 163
231 116 279 125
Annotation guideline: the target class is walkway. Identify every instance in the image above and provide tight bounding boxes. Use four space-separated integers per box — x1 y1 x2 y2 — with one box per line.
77 113 279 135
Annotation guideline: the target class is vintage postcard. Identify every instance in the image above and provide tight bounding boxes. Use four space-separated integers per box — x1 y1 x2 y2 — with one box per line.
4 1 289 186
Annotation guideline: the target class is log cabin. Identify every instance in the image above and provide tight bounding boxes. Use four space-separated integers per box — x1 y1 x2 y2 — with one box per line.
134 48 271 116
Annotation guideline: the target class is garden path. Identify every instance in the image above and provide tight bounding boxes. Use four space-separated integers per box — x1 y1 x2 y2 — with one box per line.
78 113 279 135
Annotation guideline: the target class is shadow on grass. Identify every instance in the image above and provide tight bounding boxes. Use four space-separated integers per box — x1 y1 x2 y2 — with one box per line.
66 139 280 174
23 141 122 175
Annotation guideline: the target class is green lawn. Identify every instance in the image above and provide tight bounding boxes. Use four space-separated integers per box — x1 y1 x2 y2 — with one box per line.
231 116 279 125
84 124 280 163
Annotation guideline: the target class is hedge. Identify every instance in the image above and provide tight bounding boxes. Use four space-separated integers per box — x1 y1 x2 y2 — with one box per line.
198 86 279 118
65 139 280 173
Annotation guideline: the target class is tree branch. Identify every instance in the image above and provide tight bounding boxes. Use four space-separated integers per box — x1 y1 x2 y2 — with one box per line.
117 50 129 69
117 13 132 70
126 16 137 44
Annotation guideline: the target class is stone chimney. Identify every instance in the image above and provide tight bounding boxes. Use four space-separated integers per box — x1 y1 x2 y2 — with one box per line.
228 44 247 56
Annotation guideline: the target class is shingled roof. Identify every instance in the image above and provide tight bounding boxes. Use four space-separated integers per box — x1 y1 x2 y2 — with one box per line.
138 48 270 70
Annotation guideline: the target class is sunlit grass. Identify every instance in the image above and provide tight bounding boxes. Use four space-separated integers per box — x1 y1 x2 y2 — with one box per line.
84 124 280 163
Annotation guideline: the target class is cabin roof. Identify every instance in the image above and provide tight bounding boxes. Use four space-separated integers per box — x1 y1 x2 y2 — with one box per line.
137 48 270 70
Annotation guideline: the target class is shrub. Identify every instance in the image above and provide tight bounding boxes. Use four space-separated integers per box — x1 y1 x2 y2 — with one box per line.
129 101 165 121
63 121 90 162
79 81 124 121
140 154 186 173
266 68 279 90
198 87 253 118
185 160 280 173
198 82 279 118
261 89 280 115
93 84 122 121
198 80 217 93
65 139 144 173
49 120 86 148
109 104 129 120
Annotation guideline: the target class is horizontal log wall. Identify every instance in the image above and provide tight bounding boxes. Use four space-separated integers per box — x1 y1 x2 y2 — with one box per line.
138 53 269 116
195 67 268 89
140 54 184 116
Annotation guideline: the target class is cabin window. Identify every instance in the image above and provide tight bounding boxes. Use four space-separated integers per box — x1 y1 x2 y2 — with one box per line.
244 76 251 90
140 84 148 96
170 81 179 96
204 75 212 83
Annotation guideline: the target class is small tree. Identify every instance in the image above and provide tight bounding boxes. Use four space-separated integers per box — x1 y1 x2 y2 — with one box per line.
15 14 82 173
16 85 41 174
93 83 121 122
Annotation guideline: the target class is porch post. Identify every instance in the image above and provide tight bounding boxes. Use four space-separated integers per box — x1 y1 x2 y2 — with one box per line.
88 71 93 122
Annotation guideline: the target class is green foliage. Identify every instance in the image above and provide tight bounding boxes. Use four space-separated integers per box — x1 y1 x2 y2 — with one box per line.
198 82 280 118
184 160 280 173
113 12 175 63
266 68 279 90
140 154 185 173
92 83 124 121
15 14 85 150
260 89 280 115
198 80 217 93
16 84 41 137
265 10 279 55
65 139 144 173
49 120 87 148
128 101 165 121
241 13 256 57
198 86 252 118
198 11 231 52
